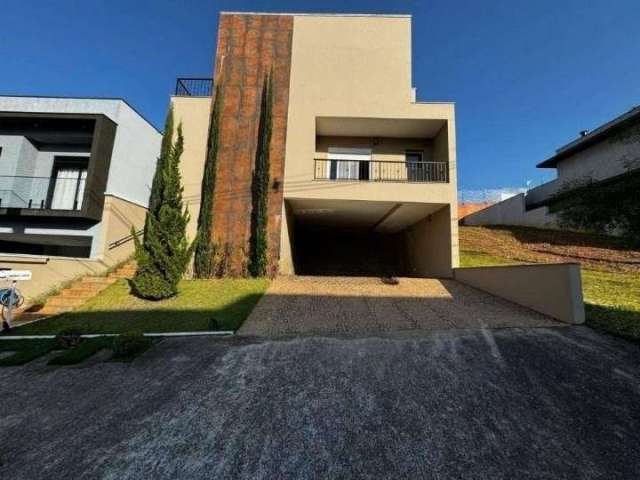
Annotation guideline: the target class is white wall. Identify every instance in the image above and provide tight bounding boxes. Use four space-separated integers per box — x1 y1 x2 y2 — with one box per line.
462 193 559 230
454 263 585 324
105 101 162 207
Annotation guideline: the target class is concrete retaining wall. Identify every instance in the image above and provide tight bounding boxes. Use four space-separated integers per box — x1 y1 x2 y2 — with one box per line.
453 263 584 324
461 193 559 230
0 195 146 302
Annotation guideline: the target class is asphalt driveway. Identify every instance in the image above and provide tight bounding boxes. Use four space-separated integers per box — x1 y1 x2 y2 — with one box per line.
1 327 639 479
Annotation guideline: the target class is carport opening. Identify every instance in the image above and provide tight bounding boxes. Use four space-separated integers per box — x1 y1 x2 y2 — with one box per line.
285 199 453 278
293 224 405 276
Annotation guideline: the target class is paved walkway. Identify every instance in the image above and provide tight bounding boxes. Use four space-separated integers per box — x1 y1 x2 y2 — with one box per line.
239 276 560 336
1 328 639 479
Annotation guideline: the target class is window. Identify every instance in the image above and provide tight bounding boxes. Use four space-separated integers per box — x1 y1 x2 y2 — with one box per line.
327 147 372 180
47 157 88 210
0 238 92 258
405 150 425 182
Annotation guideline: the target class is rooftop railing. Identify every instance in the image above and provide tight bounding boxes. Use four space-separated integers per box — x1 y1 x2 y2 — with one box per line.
314 159 449 183
174 78 213 97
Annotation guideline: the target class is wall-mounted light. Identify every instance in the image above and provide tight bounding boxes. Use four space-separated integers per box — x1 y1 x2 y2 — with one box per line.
272 179 281 191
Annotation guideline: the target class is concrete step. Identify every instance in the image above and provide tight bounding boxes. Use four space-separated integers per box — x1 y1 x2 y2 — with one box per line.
37 306 71 315
109 272 135 279
13 312 51 324
59 288 101 299
45 296 88 308
79 276 117 285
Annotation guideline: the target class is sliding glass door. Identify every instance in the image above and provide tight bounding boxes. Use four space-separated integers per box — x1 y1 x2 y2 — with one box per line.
48 157 88 210
327 147 372 180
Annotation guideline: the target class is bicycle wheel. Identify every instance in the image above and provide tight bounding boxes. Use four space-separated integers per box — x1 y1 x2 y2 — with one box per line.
0 290 10 308
14 289 24 308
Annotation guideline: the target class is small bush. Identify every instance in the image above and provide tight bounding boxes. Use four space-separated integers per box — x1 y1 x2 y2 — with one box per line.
48 337 112 366
129 272 176 301
112 332 153 361
208 317 220 330
54 329 83 349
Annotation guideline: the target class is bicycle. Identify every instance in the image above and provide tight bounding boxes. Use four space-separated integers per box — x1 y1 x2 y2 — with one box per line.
1 284 24 331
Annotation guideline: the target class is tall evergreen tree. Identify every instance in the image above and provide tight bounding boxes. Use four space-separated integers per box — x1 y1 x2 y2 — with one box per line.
147 106 174 227
131 123 195 300
248 72 273 277
194 85 224 278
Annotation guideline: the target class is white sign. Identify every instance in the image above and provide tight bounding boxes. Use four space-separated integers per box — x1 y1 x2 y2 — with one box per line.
0 270 32 281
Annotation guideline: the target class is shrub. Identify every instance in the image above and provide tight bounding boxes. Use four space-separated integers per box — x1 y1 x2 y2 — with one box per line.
550 169 640 245
208 317 220 330
54 329 83 349
111 332 152 361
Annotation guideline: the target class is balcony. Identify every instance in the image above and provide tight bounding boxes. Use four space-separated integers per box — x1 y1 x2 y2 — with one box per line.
0 175 86 211
314 159 449 183
174 78 213 97
0 112 117 221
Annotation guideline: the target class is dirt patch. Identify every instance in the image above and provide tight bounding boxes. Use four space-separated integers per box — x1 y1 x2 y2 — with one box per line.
460 226 640 273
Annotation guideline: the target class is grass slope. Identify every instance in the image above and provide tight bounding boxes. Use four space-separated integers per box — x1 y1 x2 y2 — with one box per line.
47 337 113 365
0 339 56 366
460 226 640 340
13 278 269 335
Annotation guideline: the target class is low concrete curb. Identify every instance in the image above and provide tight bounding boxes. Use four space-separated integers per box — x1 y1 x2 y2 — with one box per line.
0 331 235 340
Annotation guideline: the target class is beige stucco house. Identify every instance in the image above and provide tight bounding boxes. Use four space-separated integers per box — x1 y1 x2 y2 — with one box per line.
173 12 459 278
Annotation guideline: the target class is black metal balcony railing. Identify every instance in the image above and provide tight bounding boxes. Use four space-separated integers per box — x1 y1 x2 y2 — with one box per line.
0 175 85 211
314 159 449 183
174 78 213 97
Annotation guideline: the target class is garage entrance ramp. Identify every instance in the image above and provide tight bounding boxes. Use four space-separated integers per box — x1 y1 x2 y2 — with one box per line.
238 276 561 337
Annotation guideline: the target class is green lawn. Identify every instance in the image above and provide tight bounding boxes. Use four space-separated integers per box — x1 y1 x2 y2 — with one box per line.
12 278 269 335
460 250 640 340
47 337 114 365
0 339 56 366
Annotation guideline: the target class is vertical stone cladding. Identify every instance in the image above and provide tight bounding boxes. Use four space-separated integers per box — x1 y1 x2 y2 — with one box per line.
210 13 293 276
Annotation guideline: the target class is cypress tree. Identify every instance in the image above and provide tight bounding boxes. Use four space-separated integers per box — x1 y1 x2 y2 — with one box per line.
194 85 223 278
147 106 174 228
248 72 273 277
131 123 195 300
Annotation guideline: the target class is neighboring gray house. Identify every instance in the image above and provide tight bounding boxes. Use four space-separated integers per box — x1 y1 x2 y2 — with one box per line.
0 96 161 299
464 105 640 229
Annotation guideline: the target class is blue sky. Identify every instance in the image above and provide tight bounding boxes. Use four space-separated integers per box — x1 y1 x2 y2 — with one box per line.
1 0 639 191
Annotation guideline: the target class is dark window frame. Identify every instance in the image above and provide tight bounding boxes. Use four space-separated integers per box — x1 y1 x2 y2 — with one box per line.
405 150 425 181
46 156 89 211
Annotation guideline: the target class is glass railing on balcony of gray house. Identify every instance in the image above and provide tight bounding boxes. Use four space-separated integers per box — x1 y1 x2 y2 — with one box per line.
314 159 449 183
0 175 86 211
174 78 213 97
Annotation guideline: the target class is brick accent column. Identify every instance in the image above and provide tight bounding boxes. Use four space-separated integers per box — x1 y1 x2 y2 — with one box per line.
209 14 293 276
